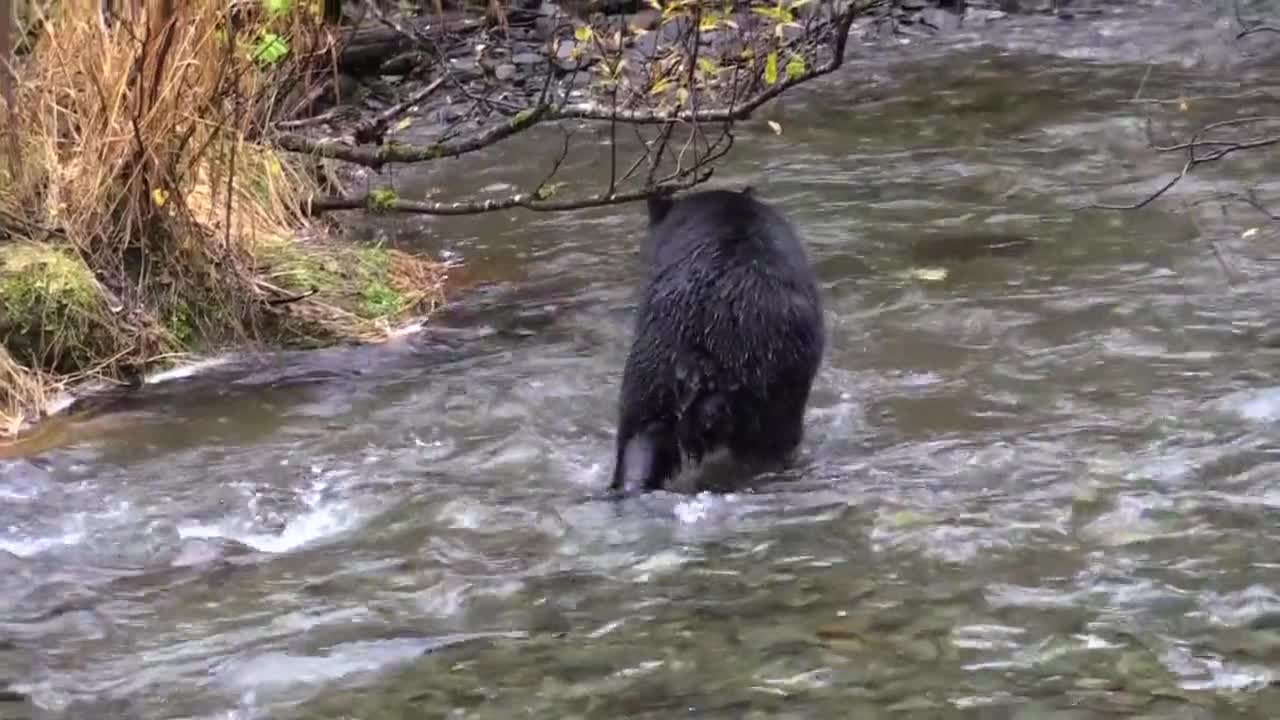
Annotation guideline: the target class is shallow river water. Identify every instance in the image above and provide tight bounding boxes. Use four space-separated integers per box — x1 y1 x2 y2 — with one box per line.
7 2 1280 718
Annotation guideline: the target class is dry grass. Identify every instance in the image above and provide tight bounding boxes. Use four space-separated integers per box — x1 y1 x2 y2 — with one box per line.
0 347 52 438
0 0 450 439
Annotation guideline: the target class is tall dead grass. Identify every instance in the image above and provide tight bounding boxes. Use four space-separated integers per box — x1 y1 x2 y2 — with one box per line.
0 347 50 439
11 0 324 310
0 1 447 438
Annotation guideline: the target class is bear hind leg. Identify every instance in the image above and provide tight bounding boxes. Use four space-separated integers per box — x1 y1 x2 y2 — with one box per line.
610 420 681 496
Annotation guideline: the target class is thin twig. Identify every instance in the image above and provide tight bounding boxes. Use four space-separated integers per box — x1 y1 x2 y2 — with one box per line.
1091 116 1280 211
1234 0 1280 38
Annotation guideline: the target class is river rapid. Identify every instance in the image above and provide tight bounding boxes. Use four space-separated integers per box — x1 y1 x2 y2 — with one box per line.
5 1 1280 718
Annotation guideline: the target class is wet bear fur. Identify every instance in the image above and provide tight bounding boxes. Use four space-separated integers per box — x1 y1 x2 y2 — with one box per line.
609 186 825 495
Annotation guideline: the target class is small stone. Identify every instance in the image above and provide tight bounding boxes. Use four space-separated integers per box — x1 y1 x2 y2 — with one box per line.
512 51 544 65
450 58 479 74
628 8 660 30
495 63 519 81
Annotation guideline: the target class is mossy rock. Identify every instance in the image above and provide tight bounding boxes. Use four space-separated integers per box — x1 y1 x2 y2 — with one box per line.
0 244 127 375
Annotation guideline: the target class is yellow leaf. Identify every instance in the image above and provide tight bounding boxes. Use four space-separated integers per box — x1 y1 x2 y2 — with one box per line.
676 86 690 105
767 120 782 135
764 51 779 85
751 5 785 21
152 188 169 207
574 25 593 43
394 117 412 131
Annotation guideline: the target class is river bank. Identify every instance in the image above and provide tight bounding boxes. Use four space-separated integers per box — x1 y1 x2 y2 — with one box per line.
1 0 874 443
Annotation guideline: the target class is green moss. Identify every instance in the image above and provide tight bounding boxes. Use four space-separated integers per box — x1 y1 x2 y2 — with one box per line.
513 106 540 126
0 245 100 314
0 244 115 374
367 188 399 212
165 301 196 345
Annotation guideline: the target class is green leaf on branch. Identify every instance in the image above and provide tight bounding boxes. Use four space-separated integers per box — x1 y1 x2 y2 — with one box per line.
252 31 290 64
784 54 805 81
697 56 719 81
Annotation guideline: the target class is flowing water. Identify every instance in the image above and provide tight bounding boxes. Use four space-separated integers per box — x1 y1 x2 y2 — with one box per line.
7 2 1280 718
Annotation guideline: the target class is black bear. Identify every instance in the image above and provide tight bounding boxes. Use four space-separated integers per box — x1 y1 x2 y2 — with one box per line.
609 186 825 495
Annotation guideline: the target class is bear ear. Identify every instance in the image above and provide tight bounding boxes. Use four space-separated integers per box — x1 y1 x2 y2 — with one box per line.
646 191 676 226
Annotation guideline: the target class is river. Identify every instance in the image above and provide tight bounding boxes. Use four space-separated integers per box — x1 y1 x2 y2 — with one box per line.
5 1 1280 718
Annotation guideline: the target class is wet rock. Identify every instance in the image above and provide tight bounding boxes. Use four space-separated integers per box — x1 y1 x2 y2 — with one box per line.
495 63 519 81
965 7 1008 23
628 8 660 30
380 50 432 75
919 6 965 31
0 688 29 703
512 51 544 65
450 57 480 74
430 105 466 124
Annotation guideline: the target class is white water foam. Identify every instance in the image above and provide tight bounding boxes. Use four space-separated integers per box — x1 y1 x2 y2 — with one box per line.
177 478 366 554
1217 386 1280 423
0 527 86 557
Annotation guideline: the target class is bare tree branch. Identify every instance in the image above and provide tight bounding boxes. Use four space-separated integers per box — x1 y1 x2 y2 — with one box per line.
307 167 716 215
271 0 862 171
1091 115 1280 211
274 103 551 167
